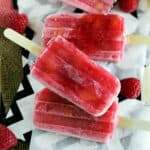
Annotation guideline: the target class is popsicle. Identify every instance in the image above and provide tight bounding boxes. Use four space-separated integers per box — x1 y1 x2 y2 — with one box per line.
34 88 150 143
31 35 120 116
60 0 116 13
43 14 125 62
34 88 118 143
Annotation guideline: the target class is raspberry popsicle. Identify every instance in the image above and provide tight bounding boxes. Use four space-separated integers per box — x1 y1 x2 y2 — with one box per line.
34 88 118 143
60 0 116 13
31 36 120 116
43 14 125 62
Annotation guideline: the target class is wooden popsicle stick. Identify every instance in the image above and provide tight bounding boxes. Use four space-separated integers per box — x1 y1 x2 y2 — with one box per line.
3 28 150 131
148 0 150 9
127 35 150 45
141 65 150 105
118 116 150 131
4 28 43 56
4 28 150 51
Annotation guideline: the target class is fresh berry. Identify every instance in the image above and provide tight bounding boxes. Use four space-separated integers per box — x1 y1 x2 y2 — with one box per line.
0 9 28 34
0 124 17 150
119 0 138 13
120 77 141 99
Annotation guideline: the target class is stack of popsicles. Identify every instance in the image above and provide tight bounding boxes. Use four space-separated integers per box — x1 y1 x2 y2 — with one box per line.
31 34 121 142
3 24 121 142
4 0 146 144
31 0 122 143
3 0 150 144
30 13 150 142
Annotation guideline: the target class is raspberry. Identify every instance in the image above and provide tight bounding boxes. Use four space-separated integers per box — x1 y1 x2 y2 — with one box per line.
119 0 138 13
0 124 17 150
120 77 141 99
0 9 28 34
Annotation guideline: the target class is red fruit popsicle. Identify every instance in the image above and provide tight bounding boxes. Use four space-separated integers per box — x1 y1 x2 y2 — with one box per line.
31 36 120 116
60 0 116 13
43 14 125 62
34 88 118 143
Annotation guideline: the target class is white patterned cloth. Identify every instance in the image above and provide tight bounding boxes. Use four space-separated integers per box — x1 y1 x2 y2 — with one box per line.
10 0 150 149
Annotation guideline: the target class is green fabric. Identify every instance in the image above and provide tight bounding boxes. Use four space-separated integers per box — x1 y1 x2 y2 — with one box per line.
0 1 30 149
12 141 29 150
0 27 23 113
